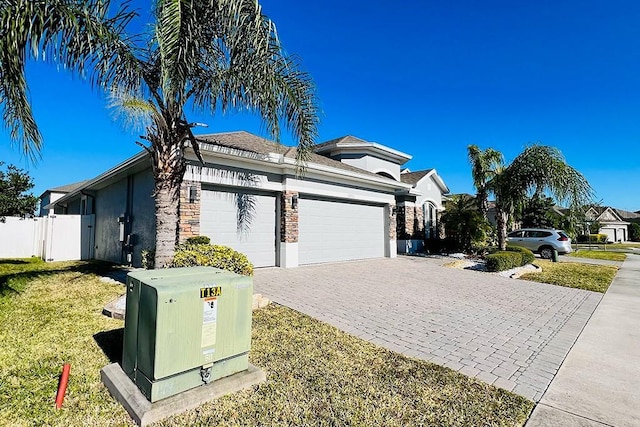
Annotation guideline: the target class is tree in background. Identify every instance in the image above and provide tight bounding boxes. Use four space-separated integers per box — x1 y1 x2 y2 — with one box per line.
0 162 37 220
468 144 592 250
628 222 640 242
0 0 319 267
518 194 562 228
441 194 491 253
468 145 503 220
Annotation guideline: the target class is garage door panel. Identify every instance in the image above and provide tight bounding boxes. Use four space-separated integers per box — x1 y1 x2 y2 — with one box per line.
200 190 276 267
298 198 384 265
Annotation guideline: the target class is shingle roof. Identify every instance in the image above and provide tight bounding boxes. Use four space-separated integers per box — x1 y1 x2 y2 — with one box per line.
196 131 388 179
313 135 369 150
400 169 433 186
39 180 89 200
49 180 89 193
614 208 640 220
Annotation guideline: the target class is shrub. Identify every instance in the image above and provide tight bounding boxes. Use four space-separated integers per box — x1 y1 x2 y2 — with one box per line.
577 234 608 244
141 249 155 270
505 245 535 265
185 235 211 245
485 252 523 272
172 242 253 276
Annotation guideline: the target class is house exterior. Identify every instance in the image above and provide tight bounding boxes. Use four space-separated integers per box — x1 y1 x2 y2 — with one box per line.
585 206 640 243
44 131 449 268
38 180 88 216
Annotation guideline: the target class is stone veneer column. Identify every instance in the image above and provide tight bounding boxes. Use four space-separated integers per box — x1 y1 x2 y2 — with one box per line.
388 204 397 241
279 191 299 267
387 204 397 258
178 180 201 242
404 205 415 240
414 205 425 239
280 191 299 243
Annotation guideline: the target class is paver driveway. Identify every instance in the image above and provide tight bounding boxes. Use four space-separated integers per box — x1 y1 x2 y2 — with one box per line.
254 256 602 402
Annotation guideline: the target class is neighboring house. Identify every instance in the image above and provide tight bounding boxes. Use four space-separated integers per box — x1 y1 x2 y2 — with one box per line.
44 131 450 268
38 180 88 216
585 206 640 243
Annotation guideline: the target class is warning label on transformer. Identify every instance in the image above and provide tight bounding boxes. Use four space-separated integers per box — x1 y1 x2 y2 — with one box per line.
201 297 217 347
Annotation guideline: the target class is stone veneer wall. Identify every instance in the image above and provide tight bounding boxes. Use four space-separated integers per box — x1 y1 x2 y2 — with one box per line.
178 180 201 242
280 191 299 243
396 204 425 240
388 205 397 240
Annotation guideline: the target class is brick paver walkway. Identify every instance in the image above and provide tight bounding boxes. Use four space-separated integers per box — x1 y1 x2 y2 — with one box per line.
254 256 602 402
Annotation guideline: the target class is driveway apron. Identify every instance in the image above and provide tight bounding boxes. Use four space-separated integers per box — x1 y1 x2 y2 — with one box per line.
254 256 602 402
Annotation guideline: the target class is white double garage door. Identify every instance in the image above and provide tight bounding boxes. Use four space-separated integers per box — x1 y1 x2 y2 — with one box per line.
200 189 386 267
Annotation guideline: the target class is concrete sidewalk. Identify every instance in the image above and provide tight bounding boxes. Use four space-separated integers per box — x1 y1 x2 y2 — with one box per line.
526 254 640 426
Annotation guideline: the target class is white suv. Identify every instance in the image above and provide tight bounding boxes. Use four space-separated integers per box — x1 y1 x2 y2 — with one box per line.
506 228 573 259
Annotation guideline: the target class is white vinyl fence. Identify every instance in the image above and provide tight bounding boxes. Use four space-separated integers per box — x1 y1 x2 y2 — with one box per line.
0 215 95 261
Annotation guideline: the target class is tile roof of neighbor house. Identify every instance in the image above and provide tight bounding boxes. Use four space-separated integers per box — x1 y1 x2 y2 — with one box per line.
400 169 434 186
196 131 391 179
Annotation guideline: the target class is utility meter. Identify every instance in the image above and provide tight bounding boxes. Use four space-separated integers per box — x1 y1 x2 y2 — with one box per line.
122 267 253 402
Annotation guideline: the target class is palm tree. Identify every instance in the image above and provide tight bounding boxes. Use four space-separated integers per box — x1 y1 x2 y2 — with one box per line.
467 145 503 219
0 0 319 267
441 193 489 252
489 145 592 249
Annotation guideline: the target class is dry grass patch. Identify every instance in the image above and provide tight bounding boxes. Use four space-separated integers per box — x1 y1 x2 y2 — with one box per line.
0 259 533 426
520 260 618 293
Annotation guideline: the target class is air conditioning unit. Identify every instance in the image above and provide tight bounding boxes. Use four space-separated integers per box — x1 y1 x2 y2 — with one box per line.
122 266 253 402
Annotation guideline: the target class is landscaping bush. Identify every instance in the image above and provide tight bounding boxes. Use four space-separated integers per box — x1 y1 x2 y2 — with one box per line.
485 252 523 272
505 245 535 265
172 241 253 276
576 234 609 244
186 235 211 245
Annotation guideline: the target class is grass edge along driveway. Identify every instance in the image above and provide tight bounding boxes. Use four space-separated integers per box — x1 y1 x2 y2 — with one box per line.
0 258 533 426
520 259 618 293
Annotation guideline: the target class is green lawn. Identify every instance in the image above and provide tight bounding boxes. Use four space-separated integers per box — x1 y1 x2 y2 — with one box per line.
0 258 533 426
567 250 626 262
520 260 618 293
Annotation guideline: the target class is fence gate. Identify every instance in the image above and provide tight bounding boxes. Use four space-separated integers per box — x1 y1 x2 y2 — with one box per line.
43 215 95 262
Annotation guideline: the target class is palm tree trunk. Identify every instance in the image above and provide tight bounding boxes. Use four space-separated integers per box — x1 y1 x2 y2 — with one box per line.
496 208 509 250
154 178 180 268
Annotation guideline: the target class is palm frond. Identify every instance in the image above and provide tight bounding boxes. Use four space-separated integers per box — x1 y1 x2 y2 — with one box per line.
0 0 140 160
108 91 157 132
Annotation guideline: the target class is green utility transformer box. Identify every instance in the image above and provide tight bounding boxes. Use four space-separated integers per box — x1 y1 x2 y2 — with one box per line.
122 267 253 402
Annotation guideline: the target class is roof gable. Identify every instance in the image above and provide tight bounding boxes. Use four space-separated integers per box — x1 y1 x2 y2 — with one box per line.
400 169 449 194
313 135 412 165
586 206 624 222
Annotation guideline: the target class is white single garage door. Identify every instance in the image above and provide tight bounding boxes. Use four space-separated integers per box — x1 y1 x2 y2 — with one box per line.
600 228 616 243
298 198 385 265
200 189 277 267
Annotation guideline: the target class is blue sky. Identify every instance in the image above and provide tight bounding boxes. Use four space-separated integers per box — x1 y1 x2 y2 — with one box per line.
1 0 639 210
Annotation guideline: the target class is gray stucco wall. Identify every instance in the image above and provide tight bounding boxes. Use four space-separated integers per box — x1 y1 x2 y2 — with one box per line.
94 178 128 264
93 168 155 267
130 169 155 267
66 199 82 215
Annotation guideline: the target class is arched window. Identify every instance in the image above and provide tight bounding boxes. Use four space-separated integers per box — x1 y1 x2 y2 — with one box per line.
424 202 437 239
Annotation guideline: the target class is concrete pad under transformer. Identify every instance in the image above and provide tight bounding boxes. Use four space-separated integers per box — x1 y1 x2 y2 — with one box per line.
100 363 266 426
